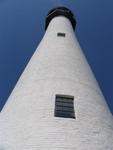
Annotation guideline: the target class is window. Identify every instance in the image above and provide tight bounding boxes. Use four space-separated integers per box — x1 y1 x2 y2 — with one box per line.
57 33 66 37
55 95 75 119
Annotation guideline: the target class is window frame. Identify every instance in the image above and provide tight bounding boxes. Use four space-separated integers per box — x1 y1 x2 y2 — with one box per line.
55 94 75 119
57 32 66 37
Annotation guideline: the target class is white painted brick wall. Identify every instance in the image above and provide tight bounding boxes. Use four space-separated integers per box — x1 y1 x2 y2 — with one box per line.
0 16 113 150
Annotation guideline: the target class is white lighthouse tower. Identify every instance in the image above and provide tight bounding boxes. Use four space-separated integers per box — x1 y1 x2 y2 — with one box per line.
0 7 113 150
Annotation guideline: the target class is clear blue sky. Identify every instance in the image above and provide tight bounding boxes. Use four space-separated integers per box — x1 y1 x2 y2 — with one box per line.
0 0 113 114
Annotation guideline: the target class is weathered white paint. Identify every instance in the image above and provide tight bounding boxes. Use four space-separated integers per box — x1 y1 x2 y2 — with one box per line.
0 16 113 150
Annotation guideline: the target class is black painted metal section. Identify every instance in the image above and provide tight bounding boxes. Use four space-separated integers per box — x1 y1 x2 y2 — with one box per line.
45 7 76 30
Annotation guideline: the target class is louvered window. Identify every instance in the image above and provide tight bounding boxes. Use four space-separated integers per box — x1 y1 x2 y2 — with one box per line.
55 95 75 119
57 33 66 37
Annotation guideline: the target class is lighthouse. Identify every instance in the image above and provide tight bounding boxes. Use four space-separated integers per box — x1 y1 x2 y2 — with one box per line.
0 7 113 150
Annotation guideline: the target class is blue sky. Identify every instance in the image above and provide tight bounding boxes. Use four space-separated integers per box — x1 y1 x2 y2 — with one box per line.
0 0 113 114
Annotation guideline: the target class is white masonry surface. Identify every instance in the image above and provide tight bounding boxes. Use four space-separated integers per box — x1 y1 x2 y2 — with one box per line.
0 16 113 150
